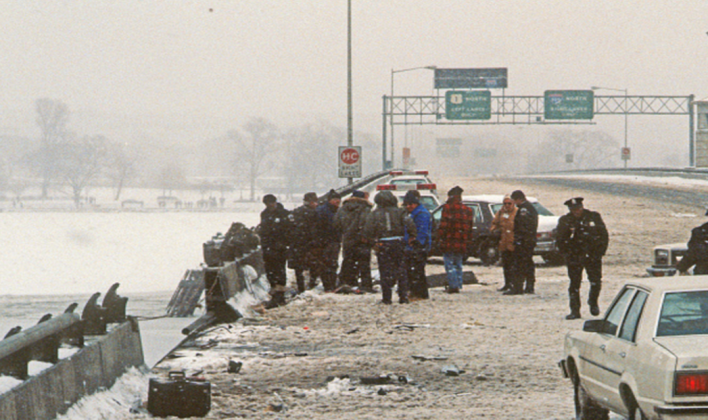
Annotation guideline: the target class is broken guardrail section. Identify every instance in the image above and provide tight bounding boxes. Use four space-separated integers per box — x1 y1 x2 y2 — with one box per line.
0 283 144 420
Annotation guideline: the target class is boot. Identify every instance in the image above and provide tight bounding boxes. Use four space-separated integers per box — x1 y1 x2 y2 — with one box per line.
588 282 602 316
568 291 581 319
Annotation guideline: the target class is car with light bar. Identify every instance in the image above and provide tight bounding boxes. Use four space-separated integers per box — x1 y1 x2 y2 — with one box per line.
374 181 441 212
559 276 708 420
646 243 688 277
429 195 562 266
386 170 435 193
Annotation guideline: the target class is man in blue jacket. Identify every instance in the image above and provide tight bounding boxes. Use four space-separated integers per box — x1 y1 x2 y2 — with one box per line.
403 190 432 300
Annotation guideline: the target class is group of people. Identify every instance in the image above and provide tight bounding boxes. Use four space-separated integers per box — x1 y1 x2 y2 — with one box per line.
258 184 612 321
489 191 609 320
257 187 433 308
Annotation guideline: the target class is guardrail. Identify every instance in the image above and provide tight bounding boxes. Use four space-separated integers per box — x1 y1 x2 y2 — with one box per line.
0 283 129 381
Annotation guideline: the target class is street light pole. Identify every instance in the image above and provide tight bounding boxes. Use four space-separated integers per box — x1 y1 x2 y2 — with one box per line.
346 0 353 184
592 86 629 169
390 65 436 168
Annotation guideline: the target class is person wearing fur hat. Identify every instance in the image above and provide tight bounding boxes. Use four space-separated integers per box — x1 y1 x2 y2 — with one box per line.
334 190 374 292
313 189 343 292
556 197 609 320
258 194 294 308
437 186 474 294
677 208 708 276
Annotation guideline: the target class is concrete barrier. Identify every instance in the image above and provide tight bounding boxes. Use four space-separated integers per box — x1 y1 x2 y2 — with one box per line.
0 319 144 420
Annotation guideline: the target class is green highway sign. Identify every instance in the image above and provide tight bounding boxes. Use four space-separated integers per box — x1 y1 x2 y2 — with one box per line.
445 91 491 120
544 90 594 120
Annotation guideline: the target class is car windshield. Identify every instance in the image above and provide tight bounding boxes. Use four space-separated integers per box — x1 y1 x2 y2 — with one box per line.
419 196 438 212
391 178 426 186
656 291 708 337
489 201 554 216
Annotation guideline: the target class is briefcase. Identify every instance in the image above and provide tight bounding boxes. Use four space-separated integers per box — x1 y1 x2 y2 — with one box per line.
147 371 211 418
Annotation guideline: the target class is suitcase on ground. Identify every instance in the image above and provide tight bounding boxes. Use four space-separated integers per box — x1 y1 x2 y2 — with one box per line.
147 371 211 418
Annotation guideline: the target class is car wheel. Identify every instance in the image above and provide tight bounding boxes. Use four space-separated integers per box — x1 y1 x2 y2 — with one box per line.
629 405 646 420
574 379 609 420
478 240 500 266
626 393 646 420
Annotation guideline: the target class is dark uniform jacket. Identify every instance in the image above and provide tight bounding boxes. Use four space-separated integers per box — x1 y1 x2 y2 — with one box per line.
334 196 373 250
363 191 416 243
290 204 318 264
315 201 342 246
258 203 293 254
677 222 708 275
556 209 609 259
513 200 538 248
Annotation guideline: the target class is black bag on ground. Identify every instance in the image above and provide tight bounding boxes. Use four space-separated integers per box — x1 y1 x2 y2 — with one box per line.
147 371 211 418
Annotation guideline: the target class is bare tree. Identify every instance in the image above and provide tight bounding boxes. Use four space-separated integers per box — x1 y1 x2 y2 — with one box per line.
56 134 108 208
35 98 70 198
229 117 280 201
106 141 137 201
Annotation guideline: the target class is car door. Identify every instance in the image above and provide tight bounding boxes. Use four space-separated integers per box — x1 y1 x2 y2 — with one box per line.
580 287 635 402
600 289 649 412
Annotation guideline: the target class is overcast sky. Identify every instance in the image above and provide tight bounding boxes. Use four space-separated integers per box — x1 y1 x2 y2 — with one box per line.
2 1 707 165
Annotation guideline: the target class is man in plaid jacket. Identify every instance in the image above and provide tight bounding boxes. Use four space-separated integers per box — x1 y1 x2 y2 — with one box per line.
437 186 475 293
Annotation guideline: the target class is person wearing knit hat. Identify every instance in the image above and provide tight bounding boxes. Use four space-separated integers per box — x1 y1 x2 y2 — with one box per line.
313 189 343 292
258 193 294 308
289 192 320 293
403 189 431 300
448 186 463 197
556 197 609 319
334 189 374 292
437 186 474 294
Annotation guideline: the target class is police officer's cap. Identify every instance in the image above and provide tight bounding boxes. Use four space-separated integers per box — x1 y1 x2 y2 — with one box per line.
262 194 277 204
564 197 584 208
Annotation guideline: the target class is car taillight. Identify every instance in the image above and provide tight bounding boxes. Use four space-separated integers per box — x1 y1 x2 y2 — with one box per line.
417 183 436 190
376 184 396 191
389 171 403 175
414 170 429 175
537 232 551 240
675 372 708 395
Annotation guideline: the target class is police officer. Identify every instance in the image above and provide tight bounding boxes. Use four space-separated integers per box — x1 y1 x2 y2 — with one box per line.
258 194 294 308
290 192 319 293
677 209 708 275
505 190 538 295
556 197 609 320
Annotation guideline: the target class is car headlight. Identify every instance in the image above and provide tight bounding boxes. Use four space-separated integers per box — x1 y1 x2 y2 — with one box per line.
655 249 669 265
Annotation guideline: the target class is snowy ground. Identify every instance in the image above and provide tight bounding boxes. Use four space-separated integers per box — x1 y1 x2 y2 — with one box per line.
45 173 708 420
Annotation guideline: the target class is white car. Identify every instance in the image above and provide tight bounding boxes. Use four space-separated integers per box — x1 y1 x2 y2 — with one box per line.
646 243 688 277
387 170 436 194
560 276 708 419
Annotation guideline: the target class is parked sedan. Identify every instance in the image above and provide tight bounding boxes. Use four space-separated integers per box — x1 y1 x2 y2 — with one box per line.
429 194 562 265
560 276 708 420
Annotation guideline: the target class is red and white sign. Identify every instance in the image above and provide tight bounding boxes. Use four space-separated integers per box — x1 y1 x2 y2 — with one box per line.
338 146 362 178
621 147 631 161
